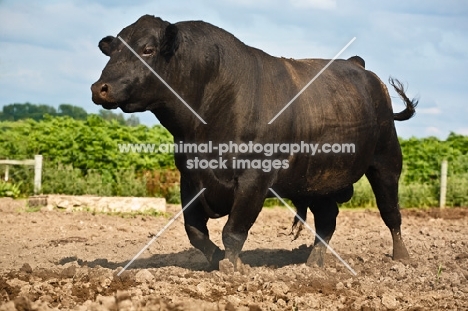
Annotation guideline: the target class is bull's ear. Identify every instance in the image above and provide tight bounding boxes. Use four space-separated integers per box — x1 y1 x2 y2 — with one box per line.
160 24 179 60
98 36 115 56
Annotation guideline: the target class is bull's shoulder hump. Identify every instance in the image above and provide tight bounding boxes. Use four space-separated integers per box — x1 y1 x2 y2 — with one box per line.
347 56 365 68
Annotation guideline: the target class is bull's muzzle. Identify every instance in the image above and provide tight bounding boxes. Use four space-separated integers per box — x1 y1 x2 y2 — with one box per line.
91 82 114 106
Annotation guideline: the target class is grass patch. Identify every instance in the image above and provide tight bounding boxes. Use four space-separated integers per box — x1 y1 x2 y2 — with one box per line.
263 198 293 208
108 210 169 219
73 206 168 218
23 205 42 213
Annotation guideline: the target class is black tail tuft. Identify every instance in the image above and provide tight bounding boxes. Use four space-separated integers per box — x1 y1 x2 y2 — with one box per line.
389 77 418 121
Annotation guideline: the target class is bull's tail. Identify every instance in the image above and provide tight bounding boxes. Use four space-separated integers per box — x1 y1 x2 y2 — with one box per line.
389 77 418 121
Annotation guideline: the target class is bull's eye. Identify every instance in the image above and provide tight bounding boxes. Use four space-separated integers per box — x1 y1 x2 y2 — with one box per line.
142 46 155 56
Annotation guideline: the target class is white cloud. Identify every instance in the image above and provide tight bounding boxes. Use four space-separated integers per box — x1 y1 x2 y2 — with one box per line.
457 128 468 136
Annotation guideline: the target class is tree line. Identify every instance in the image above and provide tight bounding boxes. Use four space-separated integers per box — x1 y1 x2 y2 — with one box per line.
0 102 140 126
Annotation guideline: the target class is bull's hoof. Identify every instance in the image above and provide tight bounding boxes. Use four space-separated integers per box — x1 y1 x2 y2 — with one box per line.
392 245 410 261
207 248 225 270
306 246 325 267
391 229 410 261
291 223 304 241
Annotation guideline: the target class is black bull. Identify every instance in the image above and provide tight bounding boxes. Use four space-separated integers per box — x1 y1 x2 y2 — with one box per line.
91 15 418 270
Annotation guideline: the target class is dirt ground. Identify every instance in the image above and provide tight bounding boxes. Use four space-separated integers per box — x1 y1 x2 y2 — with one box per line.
0 198 467 310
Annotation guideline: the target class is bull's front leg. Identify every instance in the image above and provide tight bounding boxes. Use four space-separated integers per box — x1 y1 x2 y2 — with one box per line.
183 202 224 269
181 178 224 269
221 180 269 271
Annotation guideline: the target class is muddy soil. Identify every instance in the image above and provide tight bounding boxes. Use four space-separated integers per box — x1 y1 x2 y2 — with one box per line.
0 198 467 310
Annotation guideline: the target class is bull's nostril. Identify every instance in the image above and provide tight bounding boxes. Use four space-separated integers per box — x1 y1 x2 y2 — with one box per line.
100 83 109 95
91 82 114 105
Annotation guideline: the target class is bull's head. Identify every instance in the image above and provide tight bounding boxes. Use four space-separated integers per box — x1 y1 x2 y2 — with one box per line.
91 15 179 113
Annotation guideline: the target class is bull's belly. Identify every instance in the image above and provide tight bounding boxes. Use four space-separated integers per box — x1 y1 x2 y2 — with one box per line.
271 151 371 197
188 149 373 215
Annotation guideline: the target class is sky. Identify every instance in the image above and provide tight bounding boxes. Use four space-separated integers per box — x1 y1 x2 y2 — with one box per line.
0 0 467 138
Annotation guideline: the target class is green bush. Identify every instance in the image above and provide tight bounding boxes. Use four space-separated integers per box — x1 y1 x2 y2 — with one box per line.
113 169 148 197
399 182 439 208
400 133 468 184
340 177 375 209
166 185 181 204
41 165 151 197
0 116 175 198
0 115 175 172
340 176 465 209
341 134 468 209
0 181 22 198
42 165 114 196
446 173 468 207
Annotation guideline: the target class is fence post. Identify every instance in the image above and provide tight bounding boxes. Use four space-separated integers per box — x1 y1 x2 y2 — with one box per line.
439 159 448 208
34 155 43 195
4 165 8 181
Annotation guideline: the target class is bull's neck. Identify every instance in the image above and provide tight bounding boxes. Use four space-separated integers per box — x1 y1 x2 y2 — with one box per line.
151 105 205 142
151 24 262 140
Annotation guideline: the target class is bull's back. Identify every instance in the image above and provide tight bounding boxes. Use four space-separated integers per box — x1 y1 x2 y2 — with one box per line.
270 59 387 196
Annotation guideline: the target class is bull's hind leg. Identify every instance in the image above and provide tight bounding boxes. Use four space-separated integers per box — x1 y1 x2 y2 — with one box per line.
291 199 308 240
365 154 410 260
306 197 339 267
